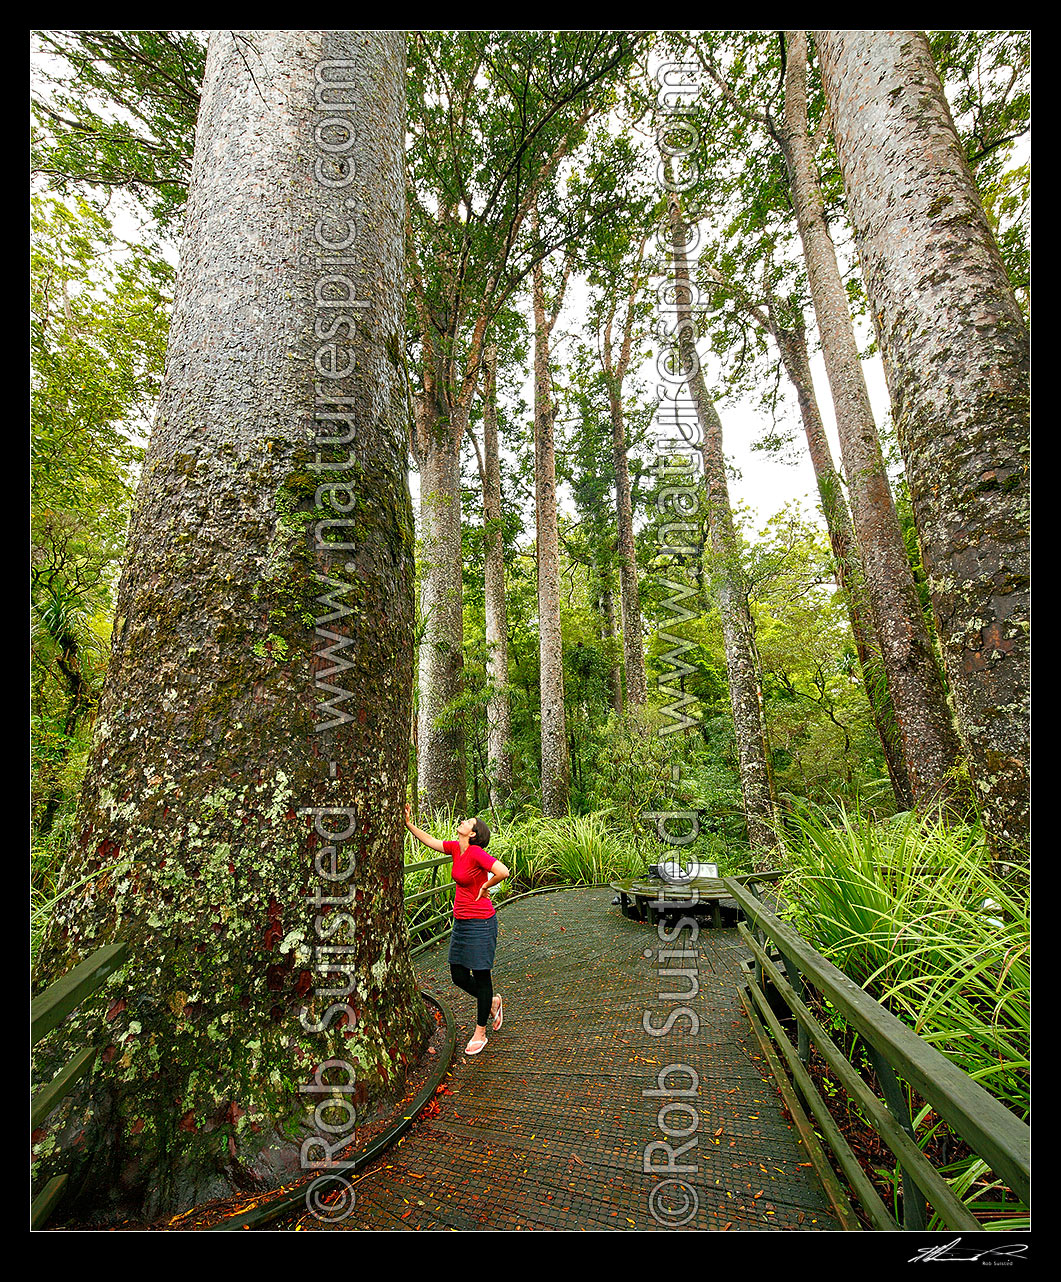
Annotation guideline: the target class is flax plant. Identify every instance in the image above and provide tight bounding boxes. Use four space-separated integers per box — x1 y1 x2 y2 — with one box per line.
780 804 1028 1114
778 803 1028 1226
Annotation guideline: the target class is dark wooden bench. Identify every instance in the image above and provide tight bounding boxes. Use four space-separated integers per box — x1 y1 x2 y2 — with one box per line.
611 863 736 929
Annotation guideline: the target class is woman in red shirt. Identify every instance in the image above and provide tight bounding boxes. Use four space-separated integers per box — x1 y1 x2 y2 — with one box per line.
405 805 510 1055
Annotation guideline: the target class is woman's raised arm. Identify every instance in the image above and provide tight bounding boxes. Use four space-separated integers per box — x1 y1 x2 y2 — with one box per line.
404 803 446 853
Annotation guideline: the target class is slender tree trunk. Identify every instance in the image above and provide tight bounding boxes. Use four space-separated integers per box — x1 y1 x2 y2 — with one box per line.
598 572 624 714
480 346 513 807
605 380 647 707
668 200 777 863
814 29 1030 864
771 312 915 808
531 237 570 818
779 29 964 808
32 30 430 1221
414 398 468 816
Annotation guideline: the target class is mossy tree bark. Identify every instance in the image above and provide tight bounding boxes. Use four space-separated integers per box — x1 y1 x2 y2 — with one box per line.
814 30 1030 865
32 30 430 1222
777 30 965 808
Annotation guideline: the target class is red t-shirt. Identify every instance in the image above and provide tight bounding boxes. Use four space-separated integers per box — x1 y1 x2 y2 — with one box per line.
443 840 497 920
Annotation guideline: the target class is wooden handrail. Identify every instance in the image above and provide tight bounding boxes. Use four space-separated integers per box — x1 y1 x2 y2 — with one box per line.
32 941 128 1046
723 877 1030 1208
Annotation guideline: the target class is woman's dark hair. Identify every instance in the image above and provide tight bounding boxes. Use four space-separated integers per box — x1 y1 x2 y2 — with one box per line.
471 817 491 848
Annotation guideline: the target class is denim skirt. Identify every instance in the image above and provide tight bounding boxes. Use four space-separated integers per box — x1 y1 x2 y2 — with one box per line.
448 914 498 970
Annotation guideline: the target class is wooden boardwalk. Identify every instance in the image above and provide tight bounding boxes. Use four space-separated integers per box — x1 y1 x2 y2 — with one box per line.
303 887 840 1231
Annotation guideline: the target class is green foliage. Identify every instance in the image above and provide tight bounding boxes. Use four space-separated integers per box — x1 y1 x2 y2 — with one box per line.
777 802 1028 1225
778 803 1029 1118
479 810 642 890
31 29 204 229
31 193 171 839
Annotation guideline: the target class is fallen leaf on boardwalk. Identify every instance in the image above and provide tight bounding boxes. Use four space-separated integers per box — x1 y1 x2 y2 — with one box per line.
714 1127 723 1137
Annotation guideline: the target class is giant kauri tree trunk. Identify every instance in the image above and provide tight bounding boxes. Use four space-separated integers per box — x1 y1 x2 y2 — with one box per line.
32 30 430 1221
814 30 1030 864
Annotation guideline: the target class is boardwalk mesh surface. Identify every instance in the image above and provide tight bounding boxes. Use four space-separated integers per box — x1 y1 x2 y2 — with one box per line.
307 888 839 1231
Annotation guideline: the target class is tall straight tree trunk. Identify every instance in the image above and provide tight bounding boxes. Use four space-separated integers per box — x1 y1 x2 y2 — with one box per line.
531 228 570 818
814 30 1030 864
778 29 964 807
414 396 468 816
770 309 914 808
598 571 625 714
700 254 914 806
668 200 777 863
599 267 649 709
32 31 430 1221
605 383 647 707
479 346 513 806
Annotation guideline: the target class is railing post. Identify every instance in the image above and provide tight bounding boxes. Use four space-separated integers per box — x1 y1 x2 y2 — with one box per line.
866 1046 928 1230
780 951 811 1066
746 881 766 991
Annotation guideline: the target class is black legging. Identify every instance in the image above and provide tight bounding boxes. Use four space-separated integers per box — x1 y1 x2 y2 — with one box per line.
450 964 493 1028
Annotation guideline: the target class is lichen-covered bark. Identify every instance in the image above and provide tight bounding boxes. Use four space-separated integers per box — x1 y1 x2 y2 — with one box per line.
32 30 430 1221
668 201 777 864
814 29 1030 864
480 347 513 806
779 30 964 808
532 243 570 818
771 311 914 809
